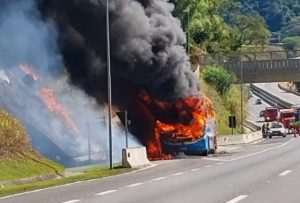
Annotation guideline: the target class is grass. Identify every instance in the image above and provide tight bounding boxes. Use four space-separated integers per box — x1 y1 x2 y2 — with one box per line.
0 153 64 182
0 166 133 197
200 79 246 135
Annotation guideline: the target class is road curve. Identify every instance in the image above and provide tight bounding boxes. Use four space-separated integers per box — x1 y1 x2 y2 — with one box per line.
253 83 300 105
1 135 299 203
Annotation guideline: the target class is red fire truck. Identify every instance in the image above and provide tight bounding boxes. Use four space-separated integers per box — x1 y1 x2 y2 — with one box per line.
278 109 295 129
264 107 278 122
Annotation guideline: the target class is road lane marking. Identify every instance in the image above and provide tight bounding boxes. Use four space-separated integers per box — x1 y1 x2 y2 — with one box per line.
204 165 212 168
172 172 184 176
204 138 293 162
226 195 248 203
191 168 200 172
126 182 144 188
279 170 292 176
227 147 241 152
216 162 224 165
152 177 166 181
61 200 81 203
95 190 117 196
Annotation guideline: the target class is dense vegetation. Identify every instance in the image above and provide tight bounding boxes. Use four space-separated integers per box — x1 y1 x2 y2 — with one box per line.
237 0 300 34
171 0 270 54
201 66 247 135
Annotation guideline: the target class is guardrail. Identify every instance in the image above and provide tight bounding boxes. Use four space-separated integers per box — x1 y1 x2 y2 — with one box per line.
250 84 291 108
244 119 261 131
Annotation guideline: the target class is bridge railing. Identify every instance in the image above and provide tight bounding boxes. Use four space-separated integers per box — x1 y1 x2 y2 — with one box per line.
195 50 300 67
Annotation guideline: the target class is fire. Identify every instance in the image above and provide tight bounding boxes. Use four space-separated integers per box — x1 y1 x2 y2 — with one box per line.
19 64 39 80
140 91 215 160
40 88 80 134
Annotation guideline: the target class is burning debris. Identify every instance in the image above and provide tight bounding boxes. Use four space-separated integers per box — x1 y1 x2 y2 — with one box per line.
20 64 39 81
40 88 80 134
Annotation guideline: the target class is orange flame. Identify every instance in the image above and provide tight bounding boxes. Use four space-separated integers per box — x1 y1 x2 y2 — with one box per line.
20 64 39 80
40 88 80 134
140 91 215 160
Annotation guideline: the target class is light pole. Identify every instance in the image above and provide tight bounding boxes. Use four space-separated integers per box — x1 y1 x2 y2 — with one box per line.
104 0 113 170
240 52 244 134
183 9 190 55
125 110 129 148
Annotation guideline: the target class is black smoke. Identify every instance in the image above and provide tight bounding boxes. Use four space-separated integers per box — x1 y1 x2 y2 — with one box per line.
38 0 199 102
37 0 200 147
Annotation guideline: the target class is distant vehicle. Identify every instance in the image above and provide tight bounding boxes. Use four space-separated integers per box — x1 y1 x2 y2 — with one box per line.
264 107 278 122
268 122 286 138
259 110 265 117
255 98 262 105
278 109 295 129
161 119 216 156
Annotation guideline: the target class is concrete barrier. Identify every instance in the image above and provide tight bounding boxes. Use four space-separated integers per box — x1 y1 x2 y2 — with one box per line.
217 131 263 146
122 147 151 168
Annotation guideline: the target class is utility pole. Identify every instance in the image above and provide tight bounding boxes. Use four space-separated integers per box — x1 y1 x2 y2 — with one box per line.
104 0 113 170
183 9 190 54
125 110 128 148
240 52 244 134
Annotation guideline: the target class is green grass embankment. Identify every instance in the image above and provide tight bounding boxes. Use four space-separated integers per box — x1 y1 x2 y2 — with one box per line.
0 108 64 181
0 166 132 197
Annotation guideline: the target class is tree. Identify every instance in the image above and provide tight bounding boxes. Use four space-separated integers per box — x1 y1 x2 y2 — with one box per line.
232 13 270 47
201 65 237 95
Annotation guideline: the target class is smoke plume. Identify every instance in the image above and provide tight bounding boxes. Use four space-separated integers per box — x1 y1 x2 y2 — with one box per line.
0 0 140 166
38 0 199 101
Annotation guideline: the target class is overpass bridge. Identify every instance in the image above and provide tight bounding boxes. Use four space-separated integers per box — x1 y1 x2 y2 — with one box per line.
196 50 300 83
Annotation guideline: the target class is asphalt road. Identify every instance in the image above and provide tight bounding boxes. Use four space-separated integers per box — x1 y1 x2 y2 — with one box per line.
247 93 269 126
1 135 299 203
253 83 300 105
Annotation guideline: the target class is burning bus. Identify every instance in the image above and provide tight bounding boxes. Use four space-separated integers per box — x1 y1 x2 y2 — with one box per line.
161 118 216 156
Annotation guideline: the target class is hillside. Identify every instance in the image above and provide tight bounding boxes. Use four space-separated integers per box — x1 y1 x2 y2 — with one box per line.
0 108 63 181
237 0 300 34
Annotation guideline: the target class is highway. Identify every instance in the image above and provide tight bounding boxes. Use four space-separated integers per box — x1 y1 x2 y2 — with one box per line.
1 135 299 203
253 83 300 105
1 83 300 203
246 93 269 125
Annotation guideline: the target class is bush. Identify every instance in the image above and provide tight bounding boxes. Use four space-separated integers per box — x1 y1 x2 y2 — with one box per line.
0 109 30 157
201 65 237 95
282 36 300 51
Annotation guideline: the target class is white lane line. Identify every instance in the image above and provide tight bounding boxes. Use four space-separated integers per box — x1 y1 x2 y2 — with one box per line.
172 172 184 176
126 182 144 188
279 170 292 176
204 165 213 168
226 195 248 203
95 190 117 196
216 162 224 165
152 177 166 181
227 147 241 152
204 139 293 162
61 200 81 203
191 168 200 172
